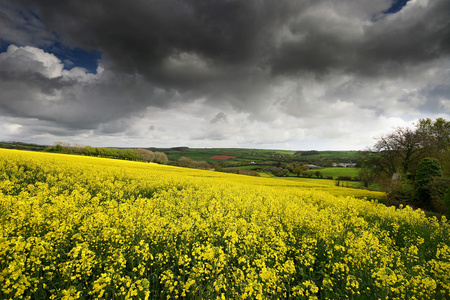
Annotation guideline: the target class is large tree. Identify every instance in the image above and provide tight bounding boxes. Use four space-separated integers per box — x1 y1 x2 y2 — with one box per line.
360 118 449 180
417 118 450 176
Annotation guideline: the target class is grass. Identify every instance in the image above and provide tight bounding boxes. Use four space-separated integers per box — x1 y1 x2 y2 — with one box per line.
318 167 360 178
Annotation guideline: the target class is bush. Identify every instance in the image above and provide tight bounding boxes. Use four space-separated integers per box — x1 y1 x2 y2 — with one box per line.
416 157 443 208
272 168 289 177
428 177 450 214
444 188 450 217
238 169 260 177
337 175 352 181
385 181 417 207
302 171 314 178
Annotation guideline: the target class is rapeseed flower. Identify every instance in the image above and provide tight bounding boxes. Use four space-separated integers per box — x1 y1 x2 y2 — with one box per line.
0 149 449 299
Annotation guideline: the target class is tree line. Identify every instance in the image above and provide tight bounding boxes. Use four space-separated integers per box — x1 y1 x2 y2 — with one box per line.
45 143 168 164
359 118 450 214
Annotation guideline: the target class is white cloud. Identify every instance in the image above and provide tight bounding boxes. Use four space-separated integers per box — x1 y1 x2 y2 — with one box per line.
0 45 63 78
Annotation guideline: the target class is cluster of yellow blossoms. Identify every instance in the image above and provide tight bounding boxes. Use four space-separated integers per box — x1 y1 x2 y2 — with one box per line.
0 149 449 299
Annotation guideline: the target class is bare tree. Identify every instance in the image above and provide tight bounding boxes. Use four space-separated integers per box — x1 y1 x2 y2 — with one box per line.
372 126 426 175
360 117 449 184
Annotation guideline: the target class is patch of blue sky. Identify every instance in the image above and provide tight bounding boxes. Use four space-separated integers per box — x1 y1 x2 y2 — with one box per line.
48 43 101 74
383 0 411 14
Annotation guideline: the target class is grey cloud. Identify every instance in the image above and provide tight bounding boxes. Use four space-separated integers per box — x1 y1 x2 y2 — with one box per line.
8 0 450 92
0 2 56 48
271 0 450 77
20 1 283 80
357 0 450 76
1 0 449 149
0 46 159 129
210 112 227 124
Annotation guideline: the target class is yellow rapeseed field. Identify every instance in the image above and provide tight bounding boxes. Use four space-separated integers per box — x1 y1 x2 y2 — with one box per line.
0 149 449 299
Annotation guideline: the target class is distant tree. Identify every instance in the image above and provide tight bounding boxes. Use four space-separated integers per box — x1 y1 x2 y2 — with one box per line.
137 148 155 162
154 151 168 164
196 161 212 170
301 150 320 156
293 167 303 177
272 168 288 177
212 162 223 172
323 160 334 167
302 171 314 178
84 146 97 156
123 149 140 161
315 171 322 178
358 163 379 188
97 147 107 157
46 144 63 153
179 156 195 168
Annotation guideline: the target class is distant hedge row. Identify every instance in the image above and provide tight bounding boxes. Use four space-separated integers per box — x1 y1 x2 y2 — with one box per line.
45 144 168 163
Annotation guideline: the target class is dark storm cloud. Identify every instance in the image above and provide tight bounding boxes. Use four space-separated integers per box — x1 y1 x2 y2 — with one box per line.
18 0 287 87
0 2 56 48
358 0 450 76
13 0 448 85
1 0 449 148
271 0 450 77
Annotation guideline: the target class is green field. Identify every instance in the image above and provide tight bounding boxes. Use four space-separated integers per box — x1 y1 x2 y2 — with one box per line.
317 167 360 178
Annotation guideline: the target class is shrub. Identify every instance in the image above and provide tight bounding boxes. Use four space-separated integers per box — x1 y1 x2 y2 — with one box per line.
416 157 443 208
444 188 450 217
272 168 289 177
238 169 260 177
386 181 417 208
337 175 352 181
428 177 450 214
302 171 314 178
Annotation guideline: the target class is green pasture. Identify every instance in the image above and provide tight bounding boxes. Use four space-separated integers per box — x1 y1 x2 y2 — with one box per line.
295 150 359 159
318 167 360 178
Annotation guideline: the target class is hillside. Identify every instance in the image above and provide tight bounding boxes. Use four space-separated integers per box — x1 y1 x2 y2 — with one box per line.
0 149 448 299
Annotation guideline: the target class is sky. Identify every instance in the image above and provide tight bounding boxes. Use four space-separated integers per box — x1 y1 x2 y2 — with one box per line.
0 0 449 150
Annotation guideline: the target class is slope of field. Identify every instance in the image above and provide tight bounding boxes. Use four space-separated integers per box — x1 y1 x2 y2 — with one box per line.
0 149 449 299
318 167 360 178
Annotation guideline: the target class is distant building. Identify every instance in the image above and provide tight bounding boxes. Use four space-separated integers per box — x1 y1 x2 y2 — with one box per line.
305 164 320 168
333 163 356 168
